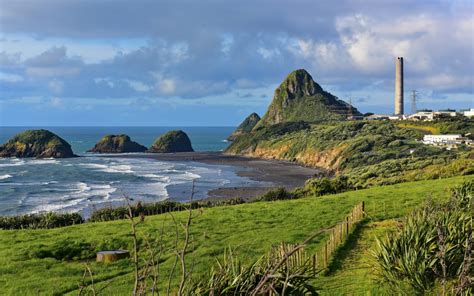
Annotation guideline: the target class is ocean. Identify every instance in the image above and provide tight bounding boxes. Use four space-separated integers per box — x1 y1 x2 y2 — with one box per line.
0 127 266 217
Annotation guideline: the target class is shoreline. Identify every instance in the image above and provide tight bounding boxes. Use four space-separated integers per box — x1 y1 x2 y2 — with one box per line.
109 152 323 200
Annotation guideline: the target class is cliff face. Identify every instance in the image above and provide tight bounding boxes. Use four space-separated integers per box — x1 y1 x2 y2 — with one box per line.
148 130 194 153
227 113 261 141
0 129 75 158
254 69 361 128
88 135 147 153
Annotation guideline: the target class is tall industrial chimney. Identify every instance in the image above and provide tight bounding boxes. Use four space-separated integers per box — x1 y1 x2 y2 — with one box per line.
394 57 404 115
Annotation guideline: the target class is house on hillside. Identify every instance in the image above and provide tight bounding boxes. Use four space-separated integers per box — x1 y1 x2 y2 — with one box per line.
422 134 472 149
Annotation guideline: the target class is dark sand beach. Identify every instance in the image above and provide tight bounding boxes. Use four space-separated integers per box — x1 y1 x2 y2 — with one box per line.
116 152 324 200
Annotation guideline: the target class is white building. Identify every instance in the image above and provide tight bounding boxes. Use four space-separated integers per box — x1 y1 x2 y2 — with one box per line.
364 114 389 120
423 135 465 147
463 108 474 118
408 111 435 121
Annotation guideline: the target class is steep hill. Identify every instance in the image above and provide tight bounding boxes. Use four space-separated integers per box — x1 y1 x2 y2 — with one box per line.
254 69 360 128
227 112 261 141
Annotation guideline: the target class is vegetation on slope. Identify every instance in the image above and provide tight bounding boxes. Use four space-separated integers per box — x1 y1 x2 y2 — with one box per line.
0 129 75 158
0 175 471 295
373 180 473 294
147 130 194 153
254 69 360 128
226 120 474 187
87 134 147 153
227 112 261 141
396 117 474 135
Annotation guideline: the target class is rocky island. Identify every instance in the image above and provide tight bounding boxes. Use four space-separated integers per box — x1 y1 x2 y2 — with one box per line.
88 134 147 153
0 129 75 158
147 130 194 153
227 112 261 141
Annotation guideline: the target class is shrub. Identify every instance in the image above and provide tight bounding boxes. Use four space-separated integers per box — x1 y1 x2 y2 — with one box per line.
257 187 294 201
373 181 473 294
0 212 84 230
189 247 317 295
89 198 247 222
296 176 352 197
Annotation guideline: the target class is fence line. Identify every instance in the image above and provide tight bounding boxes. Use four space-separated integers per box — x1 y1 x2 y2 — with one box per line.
275 201 365 272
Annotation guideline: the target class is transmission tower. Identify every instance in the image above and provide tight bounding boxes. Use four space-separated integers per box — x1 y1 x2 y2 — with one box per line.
348 97 353 119
410 90 417 114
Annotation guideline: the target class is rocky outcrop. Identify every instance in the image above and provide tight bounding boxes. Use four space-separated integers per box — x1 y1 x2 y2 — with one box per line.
254 69 361 128
0 129 75 158
147 130 194 153
87 135 147 153
227 113 261 141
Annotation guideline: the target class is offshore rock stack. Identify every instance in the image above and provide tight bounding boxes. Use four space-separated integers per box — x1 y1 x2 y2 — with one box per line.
394 57 404 115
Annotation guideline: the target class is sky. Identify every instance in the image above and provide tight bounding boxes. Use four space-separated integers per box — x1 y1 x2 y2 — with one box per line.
0 0 473 126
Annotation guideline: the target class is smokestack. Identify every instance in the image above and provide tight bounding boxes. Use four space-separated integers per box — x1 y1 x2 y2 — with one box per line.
394 57 404 115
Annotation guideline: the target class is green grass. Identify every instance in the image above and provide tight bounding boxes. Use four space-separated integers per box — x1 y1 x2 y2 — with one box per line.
0 175 472 295
314 220 397 295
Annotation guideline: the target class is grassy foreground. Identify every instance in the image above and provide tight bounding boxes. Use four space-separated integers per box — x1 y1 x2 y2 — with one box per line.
0 175 472 295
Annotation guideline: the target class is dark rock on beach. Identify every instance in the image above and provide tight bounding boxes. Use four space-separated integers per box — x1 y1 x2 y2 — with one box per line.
0 129 75 158
88 134 147 153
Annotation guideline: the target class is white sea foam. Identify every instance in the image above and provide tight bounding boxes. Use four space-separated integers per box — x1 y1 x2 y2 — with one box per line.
79 163 108 169
0 174 12 180
103 164 134 174
29 158 59 165
184 171 201 179
0 159 26 167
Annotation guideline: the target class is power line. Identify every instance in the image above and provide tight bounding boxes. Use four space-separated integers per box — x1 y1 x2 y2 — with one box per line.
410 90 417 114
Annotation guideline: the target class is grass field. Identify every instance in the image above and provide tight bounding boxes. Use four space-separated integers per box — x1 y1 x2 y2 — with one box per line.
0 175 472 295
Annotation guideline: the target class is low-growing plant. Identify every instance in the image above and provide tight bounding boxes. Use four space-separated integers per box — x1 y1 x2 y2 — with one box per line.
257 187 295 201
190 245 318 295
294 175 352 198
0 212 84 230
373 181 473 294
89 198 246 222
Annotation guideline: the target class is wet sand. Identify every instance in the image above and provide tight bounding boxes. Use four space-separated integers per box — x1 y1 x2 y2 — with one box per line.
116 152 323 200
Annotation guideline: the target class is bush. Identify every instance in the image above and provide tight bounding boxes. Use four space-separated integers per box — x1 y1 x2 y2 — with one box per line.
89 198 247 222
296 176 352 198
190 247 317 295
0 212 84 230
257 187 294 201
373 181 473 294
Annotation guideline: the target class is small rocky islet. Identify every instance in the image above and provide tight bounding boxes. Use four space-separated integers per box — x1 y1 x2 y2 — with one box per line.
87 134 147 153
0 129 195 158
147 130 194 153
0 129 76 158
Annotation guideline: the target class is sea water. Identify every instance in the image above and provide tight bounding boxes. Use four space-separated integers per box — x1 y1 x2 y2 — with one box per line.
0 127 264 217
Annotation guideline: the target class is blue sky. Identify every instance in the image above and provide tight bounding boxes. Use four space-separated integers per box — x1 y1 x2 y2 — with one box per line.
0 0 473 126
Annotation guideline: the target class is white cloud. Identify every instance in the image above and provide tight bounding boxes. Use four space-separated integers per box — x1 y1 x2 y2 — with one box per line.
49 97 64 108
94 77 115 88
48 79 64 94
159 79 176 94
124 79 150 92
0 71 23 82
26 66 80 77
